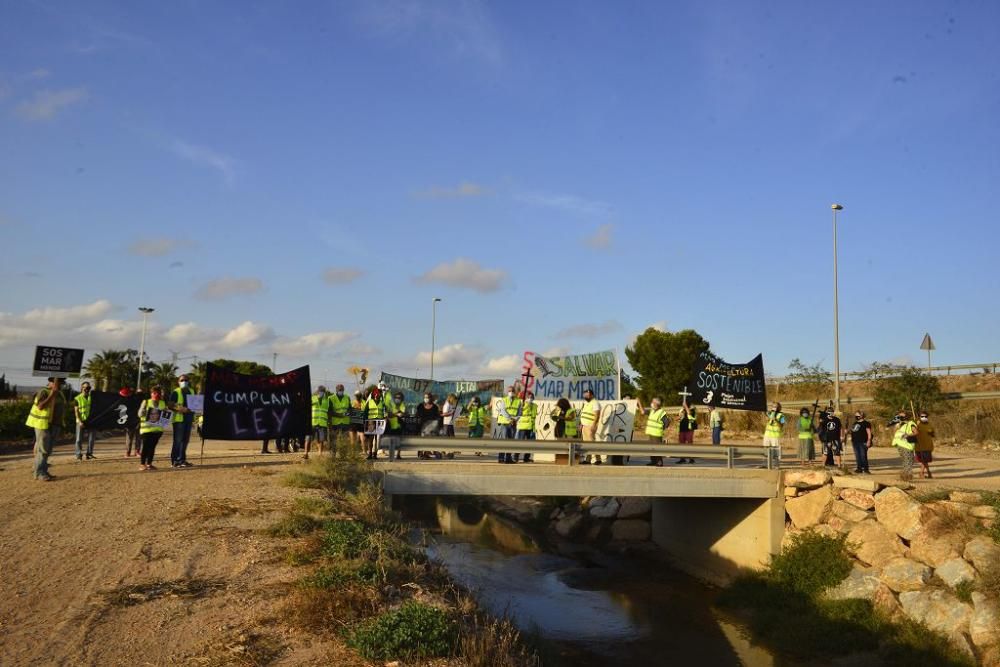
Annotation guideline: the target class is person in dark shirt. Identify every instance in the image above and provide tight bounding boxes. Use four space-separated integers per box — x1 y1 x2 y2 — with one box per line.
415 393 440 459
849 411 873 474
820 409 843 468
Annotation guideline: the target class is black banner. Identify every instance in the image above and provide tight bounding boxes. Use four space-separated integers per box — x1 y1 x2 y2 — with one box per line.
690 352 767 412
202 363 311 440
84 391 146 430
33 345 85 378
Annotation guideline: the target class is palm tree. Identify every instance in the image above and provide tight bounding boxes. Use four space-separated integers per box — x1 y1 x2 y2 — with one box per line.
188 361 207 393
83 349 126 391
147 362 179 392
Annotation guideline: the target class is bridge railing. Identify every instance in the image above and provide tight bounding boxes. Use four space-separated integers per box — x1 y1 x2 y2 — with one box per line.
389 437 774 469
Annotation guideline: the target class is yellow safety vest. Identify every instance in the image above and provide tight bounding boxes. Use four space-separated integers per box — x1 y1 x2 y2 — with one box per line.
498 397 522 425
564 408 579 437
139 399 167 434
797 416 813 440
892 421 917 451
467 405 487 427
517 402 538 431
172 387 190 423
645 408 666 438
330 394 351 425
580 399 599 426
764 411 785 438
75 392 92 421
26 391 53 430
389 401 406 429
364 395 387 419
312 394 332 427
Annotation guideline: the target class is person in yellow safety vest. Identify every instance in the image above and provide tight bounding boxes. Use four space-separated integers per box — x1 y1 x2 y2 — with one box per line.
305 385 332 460
579 388 603 465
762 402 786 468
362 384 391 460
515 391 538 463
549 398 575 438
348 389 365 451
891 409 919 481
329 383 352 446
797 407 816 465
170 373 196 467
496 386 523 464
388 391 406 434
138 385 169 471
637 397 669 467
26 377 64 481
74 380 96 461
465 397 489 439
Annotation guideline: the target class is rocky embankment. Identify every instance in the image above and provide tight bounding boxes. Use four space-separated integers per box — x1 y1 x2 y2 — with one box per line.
783 470 1000 664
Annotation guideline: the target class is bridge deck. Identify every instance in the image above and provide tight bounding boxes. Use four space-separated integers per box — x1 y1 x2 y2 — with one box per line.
378 461 782 499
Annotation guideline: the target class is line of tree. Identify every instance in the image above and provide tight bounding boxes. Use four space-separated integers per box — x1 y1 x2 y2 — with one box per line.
81 349 273 393
0 374 17 399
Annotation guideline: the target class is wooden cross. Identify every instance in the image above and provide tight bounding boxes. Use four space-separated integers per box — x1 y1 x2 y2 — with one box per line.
678 386 692 402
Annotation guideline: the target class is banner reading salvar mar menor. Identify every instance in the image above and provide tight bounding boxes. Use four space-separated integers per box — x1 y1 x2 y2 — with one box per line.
690 352 767 412
202 363 311 440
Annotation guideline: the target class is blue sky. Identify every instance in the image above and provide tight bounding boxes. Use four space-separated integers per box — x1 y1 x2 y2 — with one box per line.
2 0 998 389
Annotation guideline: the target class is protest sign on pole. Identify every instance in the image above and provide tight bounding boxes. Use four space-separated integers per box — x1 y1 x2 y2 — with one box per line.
689 351 767 412
32 345 84 378
379 372 503 408
201 363 311 440
520 349 619 400
84 391 145 430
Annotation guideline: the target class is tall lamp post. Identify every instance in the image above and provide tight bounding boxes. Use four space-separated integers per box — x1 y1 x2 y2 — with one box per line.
831 204 844 415
136 306 155 390
430 297 442 382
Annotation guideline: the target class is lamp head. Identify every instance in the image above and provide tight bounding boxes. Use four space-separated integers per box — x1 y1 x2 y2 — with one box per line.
831 204 844 211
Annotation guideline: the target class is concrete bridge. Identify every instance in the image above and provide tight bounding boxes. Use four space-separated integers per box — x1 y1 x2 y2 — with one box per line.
380 437 787 583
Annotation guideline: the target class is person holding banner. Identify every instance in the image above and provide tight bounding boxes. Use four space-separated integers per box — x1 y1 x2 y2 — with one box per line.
549 398 577 439
169 374 196 468
138 386 169 470
515 392 538 463
74 381 97 461
349 390 365 450
496 386 522 464
305 385 332 460
466 397 489 438
119 386 140 457
362 384 390 459
763 402 786 468
676 402 697 464
330 384 352 445
26 377 64 481
579 389 602 465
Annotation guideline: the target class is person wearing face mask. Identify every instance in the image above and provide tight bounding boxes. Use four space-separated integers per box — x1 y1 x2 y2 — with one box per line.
388 391 407 436
26 376 65 481
349 390 365 451
890 409 918 481
74 381 97 461
138 385 168 471
305 385 332 460
849 411 873 474
441 393 459 438
465 397 489 439
496 386 522 464
914 411 935 479
797 407 816 466
820 408 843 469
330 384 352 447
362 383 391 459
416 393 441 458
580 388 603 465
169 374 196 467
515 392 538 463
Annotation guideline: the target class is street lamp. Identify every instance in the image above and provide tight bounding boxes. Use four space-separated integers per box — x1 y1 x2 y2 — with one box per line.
136 307 155 390
430 297 442 382
831 204 843 414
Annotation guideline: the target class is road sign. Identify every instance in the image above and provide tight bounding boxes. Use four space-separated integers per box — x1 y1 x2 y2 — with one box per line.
919 333 936 351
32 345 85 378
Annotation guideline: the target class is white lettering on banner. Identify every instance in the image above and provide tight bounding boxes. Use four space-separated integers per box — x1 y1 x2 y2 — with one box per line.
521 349 619 400
230 408 291 437
489 399 637 442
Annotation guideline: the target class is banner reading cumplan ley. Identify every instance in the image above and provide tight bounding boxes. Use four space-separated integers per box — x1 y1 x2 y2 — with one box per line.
521 349 619 400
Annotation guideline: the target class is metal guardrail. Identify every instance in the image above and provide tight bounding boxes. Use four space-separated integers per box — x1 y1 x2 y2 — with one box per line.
768 362 999 384
389 437 773 469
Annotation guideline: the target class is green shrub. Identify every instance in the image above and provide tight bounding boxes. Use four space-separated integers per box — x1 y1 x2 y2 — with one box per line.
769 531 853 597
321 520 370 558
347 602 457 661
302 560 379 589
954 579 975 603
266 513 324 537
0 400 33 441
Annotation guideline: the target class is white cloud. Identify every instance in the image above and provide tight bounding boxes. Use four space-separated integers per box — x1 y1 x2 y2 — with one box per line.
649 321 668 332
20 299 117 328
170 140 237 185
583 223 614 250
194 277 263 300
15 87 88 121
482 354 520 374
515 192 612 216
414 258 507 293
415 182 491 199
323 267 364 285
274 331 358 357
540 346 570 357
553 320 623 340
164 320 275 352
415 343 485 368
128 237 193 257
357 0 503 66
221 321 275 348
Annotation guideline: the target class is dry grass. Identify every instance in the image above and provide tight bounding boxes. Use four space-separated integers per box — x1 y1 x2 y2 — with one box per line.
188 629 286 667
102 578 226 608
285 585 381 631
241 465 276 477
456 612 542 667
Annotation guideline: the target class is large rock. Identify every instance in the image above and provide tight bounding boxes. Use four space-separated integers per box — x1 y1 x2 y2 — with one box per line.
611 519 650 542
936 557 977 589
831 500 870 523
811 524 840 539
971 592 1000 650
824 564 881 601
971 505 999 520
832 476 882 492
965 536 1000 573
825 515 855 534
786 485 835 529
874 487 933 540
783 470 832 489
589 498 620 519
847 520 906 568
873 583 903 620
880 557 932 592
898 589 973 637
908 529 965 568
951 491 983 505
839 487 876 511
616 497 652 519
784 486 799 498
554 512 584 538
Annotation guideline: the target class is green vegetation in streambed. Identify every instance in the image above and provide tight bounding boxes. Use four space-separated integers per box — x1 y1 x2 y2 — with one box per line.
264 443 543 666
718 533 974 666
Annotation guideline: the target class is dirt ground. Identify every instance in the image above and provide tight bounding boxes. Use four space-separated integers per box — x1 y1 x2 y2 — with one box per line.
0 436 366 667
1 433 997 667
